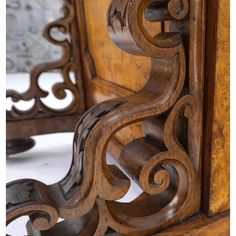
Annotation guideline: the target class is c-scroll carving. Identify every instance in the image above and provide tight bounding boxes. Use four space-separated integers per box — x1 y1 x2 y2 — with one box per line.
6 0 205 235
7 0 85 121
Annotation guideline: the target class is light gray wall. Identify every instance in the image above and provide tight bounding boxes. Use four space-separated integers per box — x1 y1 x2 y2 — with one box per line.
6 0 64 73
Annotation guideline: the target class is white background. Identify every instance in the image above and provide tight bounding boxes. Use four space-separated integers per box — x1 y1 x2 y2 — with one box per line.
6 73 142 235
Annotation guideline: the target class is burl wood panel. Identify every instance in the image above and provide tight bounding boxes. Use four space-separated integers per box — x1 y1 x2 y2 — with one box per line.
202 0 230 215
83 0 161 92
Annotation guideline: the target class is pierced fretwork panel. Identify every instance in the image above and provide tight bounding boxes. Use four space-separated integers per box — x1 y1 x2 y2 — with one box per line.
6 0 85 122
6 0 205 235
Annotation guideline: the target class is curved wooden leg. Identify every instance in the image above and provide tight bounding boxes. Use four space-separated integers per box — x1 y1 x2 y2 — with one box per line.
6 138 35 156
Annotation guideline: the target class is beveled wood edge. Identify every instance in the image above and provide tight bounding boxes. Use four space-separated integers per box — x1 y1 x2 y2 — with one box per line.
92 77 134 97
201 0 219 216
202 0 230 217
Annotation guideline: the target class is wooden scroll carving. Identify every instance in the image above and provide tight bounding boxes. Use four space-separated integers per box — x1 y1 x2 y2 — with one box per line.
6 0 205 235
6 0 85 121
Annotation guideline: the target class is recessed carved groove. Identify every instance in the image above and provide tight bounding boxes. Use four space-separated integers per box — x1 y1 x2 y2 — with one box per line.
6 0 85 121
6 0 205 235
60 99 125 197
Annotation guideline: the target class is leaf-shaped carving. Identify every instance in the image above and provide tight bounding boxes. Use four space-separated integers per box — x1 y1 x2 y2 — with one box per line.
6 0 206 235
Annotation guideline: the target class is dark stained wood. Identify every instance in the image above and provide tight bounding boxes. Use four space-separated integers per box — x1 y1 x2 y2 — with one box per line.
75 0 150 146
6 0 207 235
6 138 35 156
202 0 219 216
6 115 82 140
6 0 85 154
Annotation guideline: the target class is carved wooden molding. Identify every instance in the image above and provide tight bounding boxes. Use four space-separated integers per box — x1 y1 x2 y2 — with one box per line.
6 0 205 235
6 0 85 122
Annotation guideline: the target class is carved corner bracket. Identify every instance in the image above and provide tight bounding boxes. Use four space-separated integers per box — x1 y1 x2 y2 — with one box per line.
6 0 205 235
6 0 85 122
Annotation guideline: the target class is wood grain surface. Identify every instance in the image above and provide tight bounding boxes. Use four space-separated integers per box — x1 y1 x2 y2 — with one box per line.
6 0 230 235
202 0 230 216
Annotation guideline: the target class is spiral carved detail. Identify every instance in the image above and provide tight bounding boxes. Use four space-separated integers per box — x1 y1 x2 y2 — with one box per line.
6 0 205 235
6 179 59 231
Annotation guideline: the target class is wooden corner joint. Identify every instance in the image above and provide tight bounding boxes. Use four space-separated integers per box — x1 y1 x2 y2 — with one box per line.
6 0 205 235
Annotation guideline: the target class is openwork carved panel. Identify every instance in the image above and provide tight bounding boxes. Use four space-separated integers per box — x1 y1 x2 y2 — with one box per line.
6 0 205 235
6 0 85 122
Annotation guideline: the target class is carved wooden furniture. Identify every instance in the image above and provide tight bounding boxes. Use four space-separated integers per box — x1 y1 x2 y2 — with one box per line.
6 0 85 155
6 0 230 235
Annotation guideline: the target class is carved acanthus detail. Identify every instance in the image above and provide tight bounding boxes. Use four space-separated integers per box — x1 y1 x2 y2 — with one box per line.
6 0 205 235
60 100 124 196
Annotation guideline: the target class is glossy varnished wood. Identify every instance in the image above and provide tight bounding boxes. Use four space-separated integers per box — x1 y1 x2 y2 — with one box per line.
6 0 231 235
6 0 206 235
